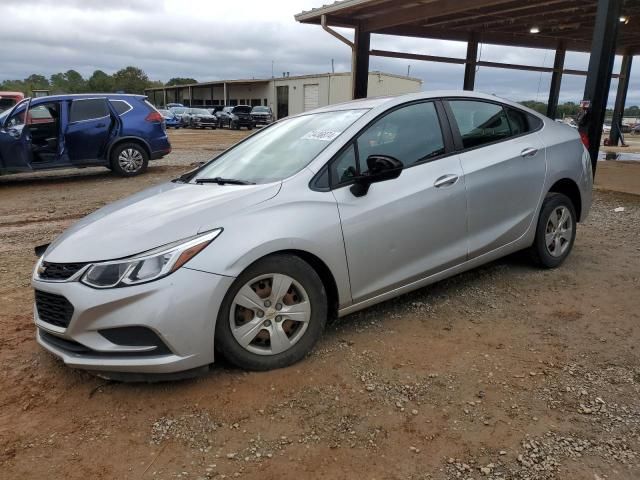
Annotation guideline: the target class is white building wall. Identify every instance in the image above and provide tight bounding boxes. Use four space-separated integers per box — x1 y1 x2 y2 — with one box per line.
271 73 422 118
149 72 421 113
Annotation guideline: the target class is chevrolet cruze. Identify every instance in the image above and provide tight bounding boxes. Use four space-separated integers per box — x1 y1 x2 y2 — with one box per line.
32 91 592 379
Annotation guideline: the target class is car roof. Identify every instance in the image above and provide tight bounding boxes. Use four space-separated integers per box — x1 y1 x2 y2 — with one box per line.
30 93 146 103
307 90 543 118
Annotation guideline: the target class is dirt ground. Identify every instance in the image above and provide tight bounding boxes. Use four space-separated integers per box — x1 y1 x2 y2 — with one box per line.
1 129 639 480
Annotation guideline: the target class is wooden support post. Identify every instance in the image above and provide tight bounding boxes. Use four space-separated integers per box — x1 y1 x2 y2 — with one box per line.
546 43 566 119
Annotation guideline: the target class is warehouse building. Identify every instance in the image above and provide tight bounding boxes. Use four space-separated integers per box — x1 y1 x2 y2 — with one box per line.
144 71 422 119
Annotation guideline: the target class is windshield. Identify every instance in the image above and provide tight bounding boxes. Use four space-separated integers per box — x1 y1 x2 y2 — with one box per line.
233 106 251 114
194 109 367 184
252 106 270 113
170 107 187 114
158 109 171 116
190 108 210 115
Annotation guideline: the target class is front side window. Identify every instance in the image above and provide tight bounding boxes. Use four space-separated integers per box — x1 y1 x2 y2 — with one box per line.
448 100 511 149
29 103 58 124
356 102 445 173
194 109 366 184
69 98 108 123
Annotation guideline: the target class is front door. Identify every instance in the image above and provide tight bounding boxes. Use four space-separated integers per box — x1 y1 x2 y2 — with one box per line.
64 98 112 164
331 101 468 303
446 100 547 258
0 99 33 172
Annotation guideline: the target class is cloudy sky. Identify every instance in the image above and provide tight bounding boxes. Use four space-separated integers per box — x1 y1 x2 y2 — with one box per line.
1 0 638 106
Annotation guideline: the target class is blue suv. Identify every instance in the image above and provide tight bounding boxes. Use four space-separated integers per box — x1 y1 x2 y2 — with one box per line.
0 94 171 176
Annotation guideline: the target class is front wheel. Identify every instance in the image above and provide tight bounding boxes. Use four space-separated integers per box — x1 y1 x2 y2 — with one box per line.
215 255 327 371
530 193 577 268
109 142 149 177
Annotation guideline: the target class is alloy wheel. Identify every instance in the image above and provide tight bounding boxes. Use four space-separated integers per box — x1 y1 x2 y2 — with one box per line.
545 206 573 257
229 273 311 356
118 148 144 173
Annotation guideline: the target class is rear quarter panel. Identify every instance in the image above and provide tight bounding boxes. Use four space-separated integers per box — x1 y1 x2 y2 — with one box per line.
539 119 593 221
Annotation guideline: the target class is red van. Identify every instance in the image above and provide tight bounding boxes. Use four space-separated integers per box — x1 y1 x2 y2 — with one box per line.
0 92 25 113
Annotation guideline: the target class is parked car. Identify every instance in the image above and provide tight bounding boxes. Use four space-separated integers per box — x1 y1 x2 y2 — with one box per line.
208 106 225 116
217 105 253 130
632 124 640 134
0 94 170 176
31 91 592 378
168 106 189 126
0 91 25 113
166 102 184 109
183 108 218 129
158 109 182 129
603 123 612 134
250 106 274 127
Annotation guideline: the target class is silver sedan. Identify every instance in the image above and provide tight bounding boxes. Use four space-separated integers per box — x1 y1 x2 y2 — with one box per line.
32 91 592 379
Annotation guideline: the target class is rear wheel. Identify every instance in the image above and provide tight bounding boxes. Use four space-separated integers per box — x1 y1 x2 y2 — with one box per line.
215 255 327 371
530 193 577 268
109 142 148 177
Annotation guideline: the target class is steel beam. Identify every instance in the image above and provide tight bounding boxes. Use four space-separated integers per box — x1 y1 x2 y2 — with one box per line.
583 0 623 175
464 34 478 91
547 44 566 119
353 26 371 99
610 52 633 146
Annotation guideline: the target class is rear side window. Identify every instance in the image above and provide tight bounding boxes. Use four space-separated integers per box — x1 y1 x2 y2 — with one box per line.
109 99 133 115
449 100 511 149
69 99 108 122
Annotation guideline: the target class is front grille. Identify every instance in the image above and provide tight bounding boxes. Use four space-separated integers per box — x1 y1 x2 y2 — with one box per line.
39 261 87 280
35 290 74 328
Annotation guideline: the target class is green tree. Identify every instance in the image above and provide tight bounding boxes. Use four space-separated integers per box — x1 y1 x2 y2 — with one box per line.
166 77 197 86
23 74 49 95
112 66 150 94
87 70 114 92
50 70 86 93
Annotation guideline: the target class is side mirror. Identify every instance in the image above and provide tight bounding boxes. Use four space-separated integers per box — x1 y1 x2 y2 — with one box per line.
350 155 403 197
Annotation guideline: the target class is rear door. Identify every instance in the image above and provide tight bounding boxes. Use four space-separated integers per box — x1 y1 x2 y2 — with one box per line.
0 99 33 172
445 99 546 258
64 97 113 163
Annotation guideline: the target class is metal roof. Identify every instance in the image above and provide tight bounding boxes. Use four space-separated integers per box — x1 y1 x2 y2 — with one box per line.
295 0 640 54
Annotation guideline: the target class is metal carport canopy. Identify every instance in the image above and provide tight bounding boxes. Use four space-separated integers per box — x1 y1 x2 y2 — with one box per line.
295 0 640 175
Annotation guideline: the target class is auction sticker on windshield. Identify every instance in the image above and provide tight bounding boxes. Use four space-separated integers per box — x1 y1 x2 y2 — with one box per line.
301 130 342 141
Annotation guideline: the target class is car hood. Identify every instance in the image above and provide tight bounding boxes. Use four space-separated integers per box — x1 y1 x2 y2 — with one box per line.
44 181 282 263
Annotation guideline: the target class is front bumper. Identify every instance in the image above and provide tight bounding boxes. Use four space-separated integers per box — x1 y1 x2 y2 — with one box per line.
33 267 234 374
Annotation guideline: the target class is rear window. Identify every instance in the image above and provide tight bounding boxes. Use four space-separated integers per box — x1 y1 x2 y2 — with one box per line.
69 99 108 122
109 99 133 115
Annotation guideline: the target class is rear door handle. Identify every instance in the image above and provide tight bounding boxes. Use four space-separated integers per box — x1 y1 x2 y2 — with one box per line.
95 123 106 128
521 147 538 157
434 174 459 188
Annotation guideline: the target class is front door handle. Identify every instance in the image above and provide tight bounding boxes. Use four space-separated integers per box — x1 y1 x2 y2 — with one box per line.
521 147 538 157
95 123 106 128
434 174 459 188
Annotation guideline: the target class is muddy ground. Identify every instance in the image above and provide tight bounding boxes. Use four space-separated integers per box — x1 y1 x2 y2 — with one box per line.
1 129 639 480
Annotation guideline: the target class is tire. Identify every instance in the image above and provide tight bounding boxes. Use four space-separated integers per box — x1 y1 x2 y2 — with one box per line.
530 193 577 268
109 142 149 177
215 254 327 371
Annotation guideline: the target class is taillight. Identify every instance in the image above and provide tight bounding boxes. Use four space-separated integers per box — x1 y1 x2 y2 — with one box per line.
145 111 164 122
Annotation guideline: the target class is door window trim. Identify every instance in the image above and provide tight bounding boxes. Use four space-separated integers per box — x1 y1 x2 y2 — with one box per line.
310 99 456 192
68 97 111 124
442 97 544 154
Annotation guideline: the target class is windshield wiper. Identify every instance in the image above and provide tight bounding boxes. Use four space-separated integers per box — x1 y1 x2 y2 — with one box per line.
195 177 255 185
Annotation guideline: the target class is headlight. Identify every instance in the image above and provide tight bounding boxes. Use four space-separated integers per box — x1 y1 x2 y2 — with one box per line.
81 229 222 289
